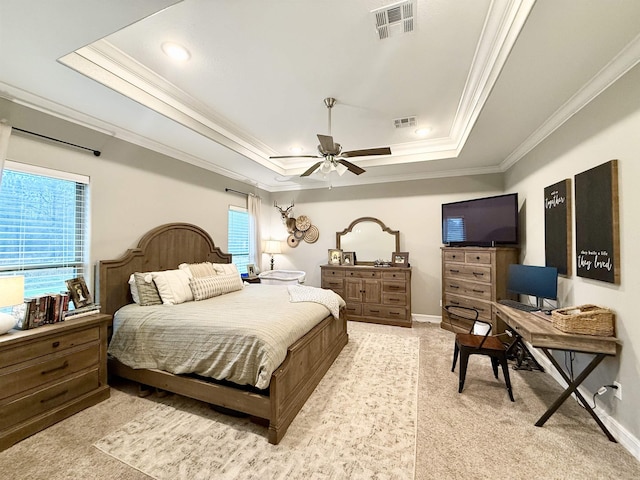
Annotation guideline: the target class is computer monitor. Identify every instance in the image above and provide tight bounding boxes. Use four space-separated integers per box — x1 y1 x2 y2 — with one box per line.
507 264 558 309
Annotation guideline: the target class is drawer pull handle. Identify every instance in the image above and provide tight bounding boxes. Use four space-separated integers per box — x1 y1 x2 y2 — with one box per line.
390 312 399 316
388 286 400 290
472 289 484 293
472 272 484 276
389 298 400 302
449 285 459 289
449 269 460 273
451 301 460 305
52 341 60 348
370 309 380 313
40 389 69 404
41 360 69 375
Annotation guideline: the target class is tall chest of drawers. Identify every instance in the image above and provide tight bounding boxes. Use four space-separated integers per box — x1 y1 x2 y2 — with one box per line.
321 265 412 328
441 247 518 333
0 314 111 451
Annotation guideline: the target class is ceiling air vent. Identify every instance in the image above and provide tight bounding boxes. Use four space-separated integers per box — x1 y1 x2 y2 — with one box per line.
393 116 417 129
372 0 415 40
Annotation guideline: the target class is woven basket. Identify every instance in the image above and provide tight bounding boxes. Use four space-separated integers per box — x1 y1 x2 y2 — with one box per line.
551 304 614 336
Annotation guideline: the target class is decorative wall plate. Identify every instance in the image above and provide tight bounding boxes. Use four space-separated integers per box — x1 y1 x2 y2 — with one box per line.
304 224 319 243
295 215 311 231
287 234 299 247
294 229 305 239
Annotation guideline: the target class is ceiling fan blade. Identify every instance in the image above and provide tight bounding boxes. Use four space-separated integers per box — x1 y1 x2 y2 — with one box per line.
270 155 320 159
300 161 322 177
341 147 391 158
337 159 365 175
317 134 335 152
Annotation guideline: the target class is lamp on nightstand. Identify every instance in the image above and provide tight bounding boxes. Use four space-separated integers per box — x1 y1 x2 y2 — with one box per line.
0 276 24 335
264 240 282 270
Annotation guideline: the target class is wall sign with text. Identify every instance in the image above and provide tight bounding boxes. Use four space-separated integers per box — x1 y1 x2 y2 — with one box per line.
574 160 620 284
544 179 571 276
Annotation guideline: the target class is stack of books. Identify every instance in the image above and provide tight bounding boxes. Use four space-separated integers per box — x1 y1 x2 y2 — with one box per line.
63 303 101 320
15 292 70 330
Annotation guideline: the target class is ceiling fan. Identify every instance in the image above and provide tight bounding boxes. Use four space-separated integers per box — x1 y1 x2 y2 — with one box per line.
270 98 392 177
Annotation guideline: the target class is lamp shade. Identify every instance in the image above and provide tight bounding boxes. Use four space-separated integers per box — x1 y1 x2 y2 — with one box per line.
0 276 24 308
264 240 282 255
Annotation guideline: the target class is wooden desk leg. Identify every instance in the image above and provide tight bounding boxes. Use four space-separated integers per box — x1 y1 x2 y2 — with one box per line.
537 349 616 442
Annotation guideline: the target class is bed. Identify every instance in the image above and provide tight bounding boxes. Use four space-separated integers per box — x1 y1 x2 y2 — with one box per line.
97 222 348 444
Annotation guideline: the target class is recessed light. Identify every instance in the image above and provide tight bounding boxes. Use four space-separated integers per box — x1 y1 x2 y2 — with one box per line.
161 42 190 62
290 146 303 155
415 127 431 137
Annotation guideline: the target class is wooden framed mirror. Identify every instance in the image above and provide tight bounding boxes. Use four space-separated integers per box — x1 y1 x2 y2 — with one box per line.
336 217 400 265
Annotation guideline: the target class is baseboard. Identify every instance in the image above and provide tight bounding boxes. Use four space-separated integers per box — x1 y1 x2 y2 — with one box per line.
412 313 441 324
525 344 640 461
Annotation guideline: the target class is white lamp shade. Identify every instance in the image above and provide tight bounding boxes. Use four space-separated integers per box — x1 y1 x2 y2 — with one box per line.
0 276 24 334
264 240 282 254
0 276 24 308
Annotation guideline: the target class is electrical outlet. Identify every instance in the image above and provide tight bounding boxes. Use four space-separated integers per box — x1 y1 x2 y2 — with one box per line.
613 381 622 400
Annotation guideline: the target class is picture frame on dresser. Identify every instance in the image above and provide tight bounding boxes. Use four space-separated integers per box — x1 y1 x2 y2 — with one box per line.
65 276 92 308
342 252 355 265
246 264 257 278
328 248 343 265
392 252 409 267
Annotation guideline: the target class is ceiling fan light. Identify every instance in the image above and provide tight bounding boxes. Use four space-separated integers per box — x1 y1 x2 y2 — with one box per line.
319 161 332 174
335 163 348 176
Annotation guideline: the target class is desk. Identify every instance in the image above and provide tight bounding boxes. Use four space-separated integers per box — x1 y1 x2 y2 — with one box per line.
495 303 619 442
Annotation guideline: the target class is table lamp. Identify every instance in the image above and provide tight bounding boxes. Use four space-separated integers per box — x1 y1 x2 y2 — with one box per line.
264 240 282 270
0 276 25 334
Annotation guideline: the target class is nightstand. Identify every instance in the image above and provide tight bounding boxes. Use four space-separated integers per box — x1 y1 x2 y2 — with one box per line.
243 276 261 284
0 313 111 451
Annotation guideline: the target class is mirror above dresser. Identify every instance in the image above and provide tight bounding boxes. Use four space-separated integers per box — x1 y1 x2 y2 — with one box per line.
336 217 400 265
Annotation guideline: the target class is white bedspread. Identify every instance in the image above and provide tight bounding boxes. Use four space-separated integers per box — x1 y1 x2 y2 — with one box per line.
108 285 344 389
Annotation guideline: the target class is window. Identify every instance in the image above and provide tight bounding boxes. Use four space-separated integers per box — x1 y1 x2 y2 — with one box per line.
227 206 250 274
0 162 89 299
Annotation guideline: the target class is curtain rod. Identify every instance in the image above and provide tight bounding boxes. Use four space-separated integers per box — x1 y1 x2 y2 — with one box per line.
225 188 260 199
13 127 101 157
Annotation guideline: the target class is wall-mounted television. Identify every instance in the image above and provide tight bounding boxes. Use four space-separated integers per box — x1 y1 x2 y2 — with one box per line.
442 193 519 246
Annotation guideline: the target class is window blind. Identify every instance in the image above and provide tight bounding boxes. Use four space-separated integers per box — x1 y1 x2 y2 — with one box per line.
228 206 250 274
443 217 466 243
0 165 89 298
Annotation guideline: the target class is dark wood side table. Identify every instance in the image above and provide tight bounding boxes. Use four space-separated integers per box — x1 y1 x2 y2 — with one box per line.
243 276 261 284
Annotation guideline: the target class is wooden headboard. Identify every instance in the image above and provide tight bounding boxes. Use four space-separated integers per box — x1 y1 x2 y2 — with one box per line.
97 223 232 316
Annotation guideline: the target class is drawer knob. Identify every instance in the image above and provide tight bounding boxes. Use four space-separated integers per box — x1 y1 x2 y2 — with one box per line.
52 341 60 348
449 269 460 273
41 360 69 376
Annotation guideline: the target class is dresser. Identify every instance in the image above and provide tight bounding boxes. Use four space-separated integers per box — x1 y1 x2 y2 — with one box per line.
441 246 518 333
321 265 412 327
0 313 111 451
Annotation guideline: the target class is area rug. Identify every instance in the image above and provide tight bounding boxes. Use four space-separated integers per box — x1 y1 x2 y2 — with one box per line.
94 325 419 479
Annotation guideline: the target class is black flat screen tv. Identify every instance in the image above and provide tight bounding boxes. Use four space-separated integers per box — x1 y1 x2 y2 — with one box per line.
442 193 519 246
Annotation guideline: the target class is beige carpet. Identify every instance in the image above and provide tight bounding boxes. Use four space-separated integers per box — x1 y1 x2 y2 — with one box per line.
94 323 420 479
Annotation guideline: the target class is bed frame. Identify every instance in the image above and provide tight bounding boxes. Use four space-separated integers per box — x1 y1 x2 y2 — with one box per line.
97 222 348 444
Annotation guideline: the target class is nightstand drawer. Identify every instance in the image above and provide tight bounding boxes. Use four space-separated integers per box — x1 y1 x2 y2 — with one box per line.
0 370 99 431
0 346 99 400
0 327 99 368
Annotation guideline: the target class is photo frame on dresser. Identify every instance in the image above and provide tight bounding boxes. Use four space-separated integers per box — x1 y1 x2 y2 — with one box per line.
328 249 343 265
342 252 355 265
66 276 92 309
246 264 257 278
392 252 410 267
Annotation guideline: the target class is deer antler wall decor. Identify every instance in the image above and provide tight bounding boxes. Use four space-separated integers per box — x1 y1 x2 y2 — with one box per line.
273 201 319 247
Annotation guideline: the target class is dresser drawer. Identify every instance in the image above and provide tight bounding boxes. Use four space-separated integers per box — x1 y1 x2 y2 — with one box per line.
443 263 492 283
444 294 492 322
382 281 406 293
383 292 407 306
343 303 362 316
464 251 492 264
322 278 344 290
443 278 492 300
382 271 409 281
0 327 99 368
443 250 465 263
322 269 344 277
0 370 99 431
345 270 381 279
363 304 407 320
0 346 99 401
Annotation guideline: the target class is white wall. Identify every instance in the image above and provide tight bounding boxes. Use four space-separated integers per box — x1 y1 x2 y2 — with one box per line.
505 62 640 447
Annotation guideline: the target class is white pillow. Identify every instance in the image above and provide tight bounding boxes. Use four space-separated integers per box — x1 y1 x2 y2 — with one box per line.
151 269 193 305
128 274 140 304
211 263 239 275
178 262 217 278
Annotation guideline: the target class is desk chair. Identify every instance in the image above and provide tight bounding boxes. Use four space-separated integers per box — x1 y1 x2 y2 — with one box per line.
445 305 515 402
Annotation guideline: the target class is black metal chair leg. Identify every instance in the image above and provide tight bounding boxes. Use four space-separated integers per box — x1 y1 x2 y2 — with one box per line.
500 354 515 402
490 357 499 379
452 342 459 372
458 351 470 393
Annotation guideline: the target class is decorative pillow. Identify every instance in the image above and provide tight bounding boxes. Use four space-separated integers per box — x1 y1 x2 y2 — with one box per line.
190 273 244 301
211 263 239 275
151 269 193 305
178 262 217 278
128 274 140 304
133 272 163 306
